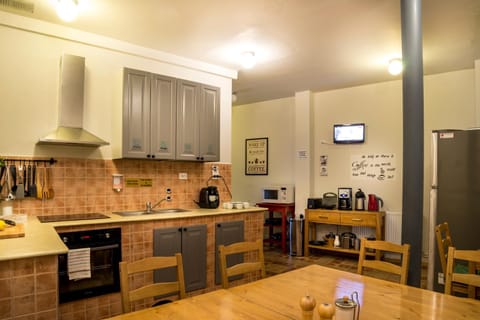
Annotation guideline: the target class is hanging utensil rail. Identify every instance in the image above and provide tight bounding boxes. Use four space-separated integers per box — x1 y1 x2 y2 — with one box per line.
0 158 57 166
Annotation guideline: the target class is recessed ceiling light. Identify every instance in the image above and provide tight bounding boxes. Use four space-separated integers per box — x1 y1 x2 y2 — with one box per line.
388 58 403 76
241 51 256 69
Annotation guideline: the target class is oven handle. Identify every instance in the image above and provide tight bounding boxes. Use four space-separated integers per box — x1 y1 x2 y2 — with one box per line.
87 244 120 252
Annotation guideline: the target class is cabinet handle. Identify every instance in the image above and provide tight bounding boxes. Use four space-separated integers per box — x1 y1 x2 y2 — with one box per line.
178 228 182 232
183 227 187 231
351 218 363 221
316 216 329 219
147 154 151 158
217 224 221 228
151 155 155 159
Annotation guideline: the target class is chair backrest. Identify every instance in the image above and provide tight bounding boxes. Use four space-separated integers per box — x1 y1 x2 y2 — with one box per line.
435 221 453 275
120 253 186 313
218 239 266 289
357 238 411 285
444 247 480 298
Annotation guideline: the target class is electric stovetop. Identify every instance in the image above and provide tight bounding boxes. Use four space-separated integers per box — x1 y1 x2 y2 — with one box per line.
37 213 110 223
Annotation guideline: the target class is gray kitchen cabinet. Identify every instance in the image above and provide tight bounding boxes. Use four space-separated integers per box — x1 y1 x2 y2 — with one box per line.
214 220 244 284
176 80 220 161
123 68 176 159
153 224 207 292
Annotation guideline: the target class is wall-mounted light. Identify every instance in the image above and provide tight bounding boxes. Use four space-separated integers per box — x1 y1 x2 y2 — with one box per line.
388 58 403 76
56 0 79 22
241 51 256 69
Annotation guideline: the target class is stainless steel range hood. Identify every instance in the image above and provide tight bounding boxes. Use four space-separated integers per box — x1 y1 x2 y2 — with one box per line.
38 54 109 147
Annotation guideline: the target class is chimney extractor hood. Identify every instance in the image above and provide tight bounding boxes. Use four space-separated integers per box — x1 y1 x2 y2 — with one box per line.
38 54 109 147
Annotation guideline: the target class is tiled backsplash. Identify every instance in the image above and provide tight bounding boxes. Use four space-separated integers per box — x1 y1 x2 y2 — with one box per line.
6 158 232 216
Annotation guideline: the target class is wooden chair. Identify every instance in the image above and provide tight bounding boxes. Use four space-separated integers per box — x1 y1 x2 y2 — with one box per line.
218 239 266 289
435 222 469 295
444 247 480 298
119 253 186 313
357 238 410 285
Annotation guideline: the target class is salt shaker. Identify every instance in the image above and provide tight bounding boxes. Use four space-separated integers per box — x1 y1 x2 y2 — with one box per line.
299 294 317 320
318 302 335 320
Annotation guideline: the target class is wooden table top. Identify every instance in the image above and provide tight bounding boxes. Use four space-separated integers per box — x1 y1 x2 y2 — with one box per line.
107 264 480 320
230 265 480 319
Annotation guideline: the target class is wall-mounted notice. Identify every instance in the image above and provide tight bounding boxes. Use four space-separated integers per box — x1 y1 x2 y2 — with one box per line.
351 153 396 181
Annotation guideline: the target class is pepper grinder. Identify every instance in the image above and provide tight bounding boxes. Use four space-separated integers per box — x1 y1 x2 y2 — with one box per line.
299 294 317 320
318 303 335 320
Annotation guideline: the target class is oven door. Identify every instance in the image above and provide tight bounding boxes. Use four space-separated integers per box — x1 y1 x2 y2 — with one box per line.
58 243 121 303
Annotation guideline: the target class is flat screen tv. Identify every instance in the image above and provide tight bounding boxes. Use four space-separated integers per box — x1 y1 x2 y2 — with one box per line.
333 123 365 144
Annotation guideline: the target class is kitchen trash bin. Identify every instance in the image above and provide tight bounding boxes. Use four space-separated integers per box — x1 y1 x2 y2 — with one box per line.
288 214 304 256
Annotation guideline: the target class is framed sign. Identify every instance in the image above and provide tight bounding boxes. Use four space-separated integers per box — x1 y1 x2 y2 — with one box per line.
245 137 268 175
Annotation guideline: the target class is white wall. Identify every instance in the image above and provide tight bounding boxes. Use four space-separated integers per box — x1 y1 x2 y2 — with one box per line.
232 67 477 253
0 12 235 161
232 97 295 203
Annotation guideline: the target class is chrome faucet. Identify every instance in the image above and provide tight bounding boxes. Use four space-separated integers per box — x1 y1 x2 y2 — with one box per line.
145 198 167 213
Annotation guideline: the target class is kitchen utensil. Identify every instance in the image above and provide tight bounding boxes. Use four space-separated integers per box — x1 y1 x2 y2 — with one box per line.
24 163 31 196
29 163 37 198
45 166 54 199
6 165 15 200
36 165 44 199
9 165 17 197
368 194 383 211
16 164 24 199
0 165 5 195
354 189 365 210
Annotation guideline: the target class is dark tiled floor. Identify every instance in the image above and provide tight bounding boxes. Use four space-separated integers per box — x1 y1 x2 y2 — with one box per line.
264 245 427 288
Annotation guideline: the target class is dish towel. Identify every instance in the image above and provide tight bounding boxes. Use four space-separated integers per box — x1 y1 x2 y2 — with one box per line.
68 248 91 280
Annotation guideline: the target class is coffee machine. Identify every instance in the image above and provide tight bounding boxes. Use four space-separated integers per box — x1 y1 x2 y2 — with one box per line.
338 187 352 210
197 186 220 209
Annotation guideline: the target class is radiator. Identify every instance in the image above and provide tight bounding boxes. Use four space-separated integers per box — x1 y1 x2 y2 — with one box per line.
385 211 402 244
352 211 402 243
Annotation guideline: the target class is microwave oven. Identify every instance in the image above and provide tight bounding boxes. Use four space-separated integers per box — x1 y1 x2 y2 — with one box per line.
261 185 294 203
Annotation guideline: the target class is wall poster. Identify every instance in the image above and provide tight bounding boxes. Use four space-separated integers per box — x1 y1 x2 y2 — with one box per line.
351 153 396 181
245 137 268 175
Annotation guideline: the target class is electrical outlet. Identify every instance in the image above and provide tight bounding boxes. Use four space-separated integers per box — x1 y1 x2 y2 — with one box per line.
211 165 220 177
179 173 188 180
166 195 172 201
166 188 172 194
438 272 444 285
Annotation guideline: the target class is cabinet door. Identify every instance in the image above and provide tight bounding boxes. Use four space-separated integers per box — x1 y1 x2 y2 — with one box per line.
176 80 200 160
215 221 244 284
122 68 151 158
150 74 176 159
198 85 220 162
153 227 182 284
181 225 207 291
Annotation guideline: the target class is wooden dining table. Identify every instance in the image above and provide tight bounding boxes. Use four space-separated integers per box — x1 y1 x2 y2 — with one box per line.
107 264 480 319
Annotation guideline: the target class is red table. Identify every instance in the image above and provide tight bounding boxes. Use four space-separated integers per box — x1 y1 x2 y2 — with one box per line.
257 202 295 253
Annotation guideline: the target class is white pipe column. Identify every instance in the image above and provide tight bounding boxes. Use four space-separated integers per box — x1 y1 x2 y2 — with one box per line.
294 91 314 218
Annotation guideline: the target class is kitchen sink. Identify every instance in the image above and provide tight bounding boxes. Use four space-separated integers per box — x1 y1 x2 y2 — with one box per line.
112 208 190 216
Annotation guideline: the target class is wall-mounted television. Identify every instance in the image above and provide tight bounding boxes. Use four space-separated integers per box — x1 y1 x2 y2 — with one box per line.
333 123 365 144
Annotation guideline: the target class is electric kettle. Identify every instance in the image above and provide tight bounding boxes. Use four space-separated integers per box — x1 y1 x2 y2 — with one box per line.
367 194 383 211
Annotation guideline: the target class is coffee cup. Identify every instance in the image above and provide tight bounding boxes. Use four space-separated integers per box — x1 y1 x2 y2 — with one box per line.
223 202 233 209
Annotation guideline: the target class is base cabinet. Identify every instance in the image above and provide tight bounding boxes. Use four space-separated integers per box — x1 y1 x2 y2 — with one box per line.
214 220 244 284
153 224 207 292
304 209 384 257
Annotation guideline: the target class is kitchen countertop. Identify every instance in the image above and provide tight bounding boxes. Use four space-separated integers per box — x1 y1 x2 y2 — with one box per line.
0 207 266 262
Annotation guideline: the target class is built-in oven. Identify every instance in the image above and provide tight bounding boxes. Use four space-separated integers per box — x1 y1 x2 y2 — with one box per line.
57 227 121 303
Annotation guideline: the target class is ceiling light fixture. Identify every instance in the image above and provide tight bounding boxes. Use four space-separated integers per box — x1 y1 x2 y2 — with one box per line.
56 0 79 22
388 58 403 76
241 51 256 69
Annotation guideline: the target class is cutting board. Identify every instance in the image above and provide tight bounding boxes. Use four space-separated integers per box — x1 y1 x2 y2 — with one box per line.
0 224 25 239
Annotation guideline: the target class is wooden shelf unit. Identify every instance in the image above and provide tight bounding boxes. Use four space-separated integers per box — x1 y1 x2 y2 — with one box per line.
304 209 385 257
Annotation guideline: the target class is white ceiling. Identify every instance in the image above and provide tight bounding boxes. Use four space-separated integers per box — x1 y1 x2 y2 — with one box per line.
2 0 479 105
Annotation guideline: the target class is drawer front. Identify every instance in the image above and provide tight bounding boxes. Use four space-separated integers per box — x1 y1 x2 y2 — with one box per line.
340 213 377 226
308 211 340 224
